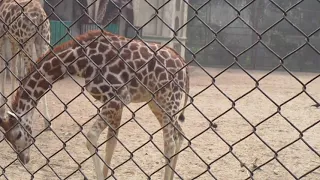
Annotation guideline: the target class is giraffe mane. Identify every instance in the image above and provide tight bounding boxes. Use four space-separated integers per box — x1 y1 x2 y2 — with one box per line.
25 30 121 75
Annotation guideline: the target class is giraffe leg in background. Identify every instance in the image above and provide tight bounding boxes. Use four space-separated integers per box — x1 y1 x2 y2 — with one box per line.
35 38 52 131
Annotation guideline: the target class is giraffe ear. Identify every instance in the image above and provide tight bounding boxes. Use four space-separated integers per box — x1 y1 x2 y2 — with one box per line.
0 116 9 131
0 111 18 131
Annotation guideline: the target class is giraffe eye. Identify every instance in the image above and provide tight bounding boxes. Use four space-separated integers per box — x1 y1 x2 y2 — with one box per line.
16 132 22 140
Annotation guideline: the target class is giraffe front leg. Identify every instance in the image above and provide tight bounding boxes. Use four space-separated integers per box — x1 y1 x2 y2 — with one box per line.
0 52 5 117
42 95 52 131
86 118 106 180
148 100 182 180
102 105 123 177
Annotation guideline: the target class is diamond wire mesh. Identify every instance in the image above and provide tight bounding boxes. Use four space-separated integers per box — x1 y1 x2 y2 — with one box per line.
0 0 319 179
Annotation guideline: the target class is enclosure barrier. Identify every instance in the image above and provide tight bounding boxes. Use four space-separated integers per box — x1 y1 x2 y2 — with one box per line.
0 0 319 179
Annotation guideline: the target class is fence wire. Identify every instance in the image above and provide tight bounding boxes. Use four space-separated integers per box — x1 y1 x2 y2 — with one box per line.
0 0 319 179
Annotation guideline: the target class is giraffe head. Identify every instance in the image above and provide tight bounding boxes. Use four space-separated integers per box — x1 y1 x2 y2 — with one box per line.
0 111 32 164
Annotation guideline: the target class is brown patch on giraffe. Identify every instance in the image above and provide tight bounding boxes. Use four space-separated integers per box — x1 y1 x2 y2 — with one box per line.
155 55 165 64
100 85 110 93
48 66 64 81
105 50 117 62
18 101 26 111
109 65 121 74
76 59 88 71
22 23 27 29
175 59 182 67
129 43 139 51
92 95 102 101
108 101 121 110
91 54 103 65
120 49 131 60
167 60 176 68
107 74 121 85
90 87 101 95
140 47 152 60
51 58 60 67
149 44 159 51
134 60 145 69
147 58 156 72
175 93 180 100
42 62 51 72
84 66 94 78
130 79 139 87
58 50 71 62
92 74 104 84
154 67 163 77
179 81 184 88
127 61 135 69
89 41 99 49
120 72 129 82
143 77 148 86
33 72 41 80
27 79 37 89
88 49 96 55
113 41 121 49
67 65 76 75
159 73 167 81
76 47 85 57
132 51 140 60
177 71 183 79
38 79 50 90
160 50 169 59
98 44 108 52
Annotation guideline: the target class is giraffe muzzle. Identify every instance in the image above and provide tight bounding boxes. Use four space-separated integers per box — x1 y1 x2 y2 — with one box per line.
18 152 30 165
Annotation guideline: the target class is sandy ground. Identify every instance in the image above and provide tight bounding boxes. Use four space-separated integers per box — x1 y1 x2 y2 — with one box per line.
0 66 319 180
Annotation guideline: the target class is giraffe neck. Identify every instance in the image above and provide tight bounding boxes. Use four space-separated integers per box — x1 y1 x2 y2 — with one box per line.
96 0 109 24
11 30 114 118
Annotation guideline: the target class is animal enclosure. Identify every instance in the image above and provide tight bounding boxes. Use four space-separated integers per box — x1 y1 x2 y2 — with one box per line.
0 67 319 179
0 0 320 180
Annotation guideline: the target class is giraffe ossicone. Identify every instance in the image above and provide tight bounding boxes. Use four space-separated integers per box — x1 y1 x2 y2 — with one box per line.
0 29 190 180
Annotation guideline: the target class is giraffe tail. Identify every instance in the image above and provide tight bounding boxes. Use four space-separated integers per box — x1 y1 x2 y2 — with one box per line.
178 66 190 123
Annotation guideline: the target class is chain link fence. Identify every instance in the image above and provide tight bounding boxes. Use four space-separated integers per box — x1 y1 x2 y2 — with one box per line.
0 0 319 179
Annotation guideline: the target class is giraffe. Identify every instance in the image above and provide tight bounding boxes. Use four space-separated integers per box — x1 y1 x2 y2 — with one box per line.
96 0 134 25
0 29 189 180
0 0 52 130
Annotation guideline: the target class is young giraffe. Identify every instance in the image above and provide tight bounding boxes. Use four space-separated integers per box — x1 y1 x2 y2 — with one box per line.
0 30 189 180
0 0 52 130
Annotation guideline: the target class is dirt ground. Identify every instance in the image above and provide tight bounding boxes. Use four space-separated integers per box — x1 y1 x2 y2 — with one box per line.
0 66 319 180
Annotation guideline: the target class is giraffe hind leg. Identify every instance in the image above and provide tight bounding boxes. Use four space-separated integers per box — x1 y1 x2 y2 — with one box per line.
34 40 52 131
148 97 184 180
170 122 184 180
86 99 123 180
0 43 6 117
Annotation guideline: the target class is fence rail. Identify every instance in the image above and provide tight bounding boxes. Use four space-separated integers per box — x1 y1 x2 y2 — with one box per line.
0 0 319 180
